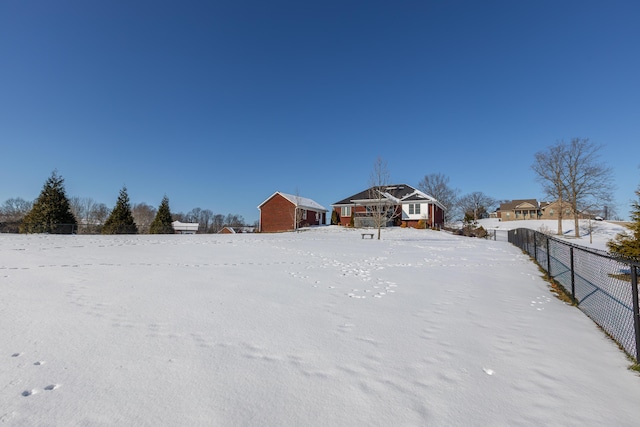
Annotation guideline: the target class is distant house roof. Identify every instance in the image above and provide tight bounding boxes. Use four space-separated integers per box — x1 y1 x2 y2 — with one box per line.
171 221 199 232
333 184 445 210
500 199 539 211
258 192 328 212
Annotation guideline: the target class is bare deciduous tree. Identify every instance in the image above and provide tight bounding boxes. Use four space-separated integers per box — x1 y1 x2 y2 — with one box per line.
186 207 202 224
200 209 213 233
1 197 33 222
225 213 244 228
563 138 614 237
287 188 306 231
69 197 101 233
417 173 459 224
132 202 157 234
532 143 567 235
368 156 400 240
212 214 225 233
533 138 614 238
90 203 109 228
0 198 32 232
458 191 496 222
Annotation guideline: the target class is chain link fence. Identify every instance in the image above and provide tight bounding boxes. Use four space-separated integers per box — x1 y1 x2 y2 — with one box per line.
508 228 640 361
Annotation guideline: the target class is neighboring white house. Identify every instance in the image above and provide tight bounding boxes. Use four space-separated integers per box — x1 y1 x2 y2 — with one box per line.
171 221 199 234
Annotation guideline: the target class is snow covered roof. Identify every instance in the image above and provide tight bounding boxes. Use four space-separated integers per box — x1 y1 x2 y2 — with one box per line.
171 221 199 231
259 192 328 212
333 184 445 210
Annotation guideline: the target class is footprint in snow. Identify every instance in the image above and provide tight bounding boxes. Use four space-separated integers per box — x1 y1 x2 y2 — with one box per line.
483 368 495 376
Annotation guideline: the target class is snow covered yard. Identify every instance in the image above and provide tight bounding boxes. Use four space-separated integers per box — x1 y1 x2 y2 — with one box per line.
2 227 640 426
478 218 629 252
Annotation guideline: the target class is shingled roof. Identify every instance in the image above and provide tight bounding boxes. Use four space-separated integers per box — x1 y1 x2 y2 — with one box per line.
333 184 414 205
333 184 444 210
258 192 327 212
499 199 539 211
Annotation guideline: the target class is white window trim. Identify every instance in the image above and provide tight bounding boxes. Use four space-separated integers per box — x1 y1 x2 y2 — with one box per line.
407 203 421 216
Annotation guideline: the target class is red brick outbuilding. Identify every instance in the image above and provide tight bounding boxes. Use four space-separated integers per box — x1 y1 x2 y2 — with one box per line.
258 192 327 233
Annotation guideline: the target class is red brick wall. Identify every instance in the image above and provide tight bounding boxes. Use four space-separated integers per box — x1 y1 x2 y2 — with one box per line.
335 204 445 228
298 209 325 227
334 205 364 226
260 194 326 232
260 194 295 232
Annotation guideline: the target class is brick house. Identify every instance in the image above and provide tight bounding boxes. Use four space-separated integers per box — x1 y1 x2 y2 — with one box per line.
498 199 540 221
258 192 327 233
218 226 236 234
499 199 592 221
331 184 445 228
539 200 591 220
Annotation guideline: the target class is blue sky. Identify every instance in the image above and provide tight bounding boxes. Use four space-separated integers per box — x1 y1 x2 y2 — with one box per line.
2 0 639 223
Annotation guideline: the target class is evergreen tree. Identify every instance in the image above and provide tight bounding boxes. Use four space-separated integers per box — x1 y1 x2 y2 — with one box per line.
102 187 138 234
149 196 174 234
20 171 77 234
607 187 640 261
330 210 339 225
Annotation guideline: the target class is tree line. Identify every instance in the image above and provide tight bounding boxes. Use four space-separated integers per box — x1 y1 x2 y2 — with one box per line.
0 171 250 234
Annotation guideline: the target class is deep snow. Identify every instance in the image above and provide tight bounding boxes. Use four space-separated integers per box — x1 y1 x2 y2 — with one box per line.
2 226 640 426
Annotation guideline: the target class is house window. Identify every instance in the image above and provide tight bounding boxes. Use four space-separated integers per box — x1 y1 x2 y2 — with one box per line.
302 210 307 220
409 204 414 215
408 204 421 215
550 209 554 217
340 206 351 217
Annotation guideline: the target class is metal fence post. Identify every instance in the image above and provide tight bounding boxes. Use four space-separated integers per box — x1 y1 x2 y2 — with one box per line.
533 231 538 262
546 237 551 277
631 265 640 362
570 247 576 303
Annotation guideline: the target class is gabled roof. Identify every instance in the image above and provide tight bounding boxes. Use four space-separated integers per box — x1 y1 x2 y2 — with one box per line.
333 184 412 205
500 199 539 211
258 191 328 212
333 184 445 210
540 200 571 210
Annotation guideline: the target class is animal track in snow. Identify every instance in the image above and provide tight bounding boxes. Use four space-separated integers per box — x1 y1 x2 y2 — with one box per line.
530 295 552 311
21 384 60 397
